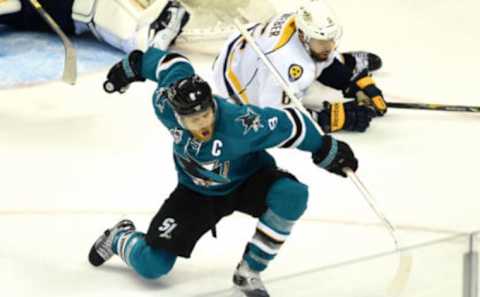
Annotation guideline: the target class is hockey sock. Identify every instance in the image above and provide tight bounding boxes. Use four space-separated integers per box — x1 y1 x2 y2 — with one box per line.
113 231 177 279
244 208 295 271
113 230 141 264
243 178 308 271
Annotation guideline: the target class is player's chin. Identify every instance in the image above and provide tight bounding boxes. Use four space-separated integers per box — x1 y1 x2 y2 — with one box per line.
201 129 212 139
312 52 330 62
194 128 213 141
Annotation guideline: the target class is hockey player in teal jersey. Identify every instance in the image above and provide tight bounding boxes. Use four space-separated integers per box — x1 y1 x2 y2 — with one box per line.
90 47 358 297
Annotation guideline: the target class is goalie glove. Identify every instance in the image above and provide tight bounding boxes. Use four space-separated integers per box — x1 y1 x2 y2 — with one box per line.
149 0 190 50
343 69 387 116
312 101 375 133
103 50 146 94
312 135 358 177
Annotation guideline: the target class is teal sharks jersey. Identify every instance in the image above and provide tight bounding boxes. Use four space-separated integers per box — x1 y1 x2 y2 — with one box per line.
140 48 326 196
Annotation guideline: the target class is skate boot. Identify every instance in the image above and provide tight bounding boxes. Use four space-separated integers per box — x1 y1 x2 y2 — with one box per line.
233 261 270 297
149 0 190 50
343 51 383 75
88 219 135 267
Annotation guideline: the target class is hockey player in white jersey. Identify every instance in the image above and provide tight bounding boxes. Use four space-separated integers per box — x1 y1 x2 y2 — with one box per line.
212 0 387 133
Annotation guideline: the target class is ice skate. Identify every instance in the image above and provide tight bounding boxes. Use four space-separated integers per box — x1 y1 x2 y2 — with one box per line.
233 261 270 297
88 219 135 267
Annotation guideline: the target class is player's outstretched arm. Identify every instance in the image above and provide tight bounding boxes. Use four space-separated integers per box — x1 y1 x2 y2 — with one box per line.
277 106 359 177
238 104 358 177
103 48 194 94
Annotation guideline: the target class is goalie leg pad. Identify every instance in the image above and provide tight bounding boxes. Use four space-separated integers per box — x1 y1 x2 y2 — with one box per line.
72 0 168 51
71 0 96 23
0 0 21 15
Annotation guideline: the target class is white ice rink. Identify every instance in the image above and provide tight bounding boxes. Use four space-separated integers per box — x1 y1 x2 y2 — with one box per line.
1 0 480 296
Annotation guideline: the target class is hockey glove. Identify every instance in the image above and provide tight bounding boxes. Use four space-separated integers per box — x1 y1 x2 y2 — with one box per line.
343 69 387 116
312 135 358 177
313 101 375 133
103 50 146 94
150 0 190 50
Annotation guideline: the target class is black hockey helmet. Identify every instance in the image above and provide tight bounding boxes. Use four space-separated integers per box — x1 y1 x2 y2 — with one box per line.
165 75 214 116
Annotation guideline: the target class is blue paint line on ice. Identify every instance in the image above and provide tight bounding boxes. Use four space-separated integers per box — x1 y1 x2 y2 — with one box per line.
0 26 123 88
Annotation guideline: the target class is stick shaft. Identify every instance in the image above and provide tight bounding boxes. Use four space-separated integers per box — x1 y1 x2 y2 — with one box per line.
28 0 77 84
344 169 399 247
388 102 480 113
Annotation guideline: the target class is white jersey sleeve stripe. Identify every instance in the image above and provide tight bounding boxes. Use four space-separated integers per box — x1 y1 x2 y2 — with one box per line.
279 107 306 148
155 53 190 80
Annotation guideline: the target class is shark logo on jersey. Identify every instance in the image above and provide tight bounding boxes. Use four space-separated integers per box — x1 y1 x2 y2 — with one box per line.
288 64 303 82
236 108 264 135
175 153 230 187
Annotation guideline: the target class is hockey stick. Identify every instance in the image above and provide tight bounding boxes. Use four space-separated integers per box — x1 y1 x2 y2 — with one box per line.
231 16 412 297
387 102 480 113
28 0 77 85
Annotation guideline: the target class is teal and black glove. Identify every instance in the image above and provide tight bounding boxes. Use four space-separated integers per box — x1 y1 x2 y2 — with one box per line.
103 50 145 94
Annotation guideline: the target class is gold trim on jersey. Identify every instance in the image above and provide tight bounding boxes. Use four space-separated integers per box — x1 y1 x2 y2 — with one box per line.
272 16 297 51
226 39 250 104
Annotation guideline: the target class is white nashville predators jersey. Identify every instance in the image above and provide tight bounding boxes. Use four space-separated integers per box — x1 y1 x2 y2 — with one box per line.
213 13 339 108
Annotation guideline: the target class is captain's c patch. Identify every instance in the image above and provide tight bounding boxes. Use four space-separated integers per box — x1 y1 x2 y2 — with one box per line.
288 64 303 81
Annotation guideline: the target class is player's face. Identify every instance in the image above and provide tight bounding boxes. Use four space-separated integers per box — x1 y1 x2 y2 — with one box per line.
181 107 215 142
308 38 336 61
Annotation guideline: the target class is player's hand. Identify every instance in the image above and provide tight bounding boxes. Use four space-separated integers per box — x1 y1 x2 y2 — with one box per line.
314 101 375 133
312 135 358 177
343 69 387 116
103 50 146 94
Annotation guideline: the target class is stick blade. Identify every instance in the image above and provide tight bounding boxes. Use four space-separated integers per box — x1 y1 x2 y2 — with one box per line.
387 252 413 297
62 44 77 85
